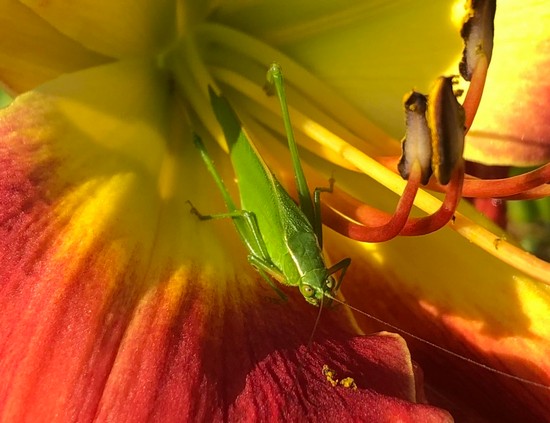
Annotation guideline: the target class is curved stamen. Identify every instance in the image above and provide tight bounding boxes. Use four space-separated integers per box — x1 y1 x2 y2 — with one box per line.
502 185 550 201
461 164 550 198
321 163 463 239
399 164 464 236
377 155 550 200
462 54 489 132
414 164 550 200
395 77 468 236
322 163 421 243
326 75 467 241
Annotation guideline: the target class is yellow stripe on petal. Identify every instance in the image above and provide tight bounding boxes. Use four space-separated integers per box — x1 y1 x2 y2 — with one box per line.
0 0 110 94
1 58 243 271
20 0 177 58
515 276 550 337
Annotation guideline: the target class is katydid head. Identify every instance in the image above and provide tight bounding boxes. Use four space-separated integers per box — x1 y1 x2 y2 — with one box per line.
299 270 336 306
299 258 350 306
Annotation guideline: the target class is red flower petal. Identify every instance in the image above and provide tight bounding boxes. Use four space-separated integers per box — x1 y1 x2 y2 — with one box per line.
465 1 550 166
233 334 452 422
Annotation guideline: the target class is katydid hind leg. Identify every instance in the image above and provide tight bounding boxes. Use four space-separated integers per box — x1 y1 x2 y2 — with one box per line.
267 64 315 225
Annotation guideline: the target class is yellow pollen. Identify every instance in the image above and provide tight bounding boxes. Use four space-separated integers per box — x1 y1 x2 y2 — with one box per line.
339 377 358 390
322 364 339 387
322 364 358 390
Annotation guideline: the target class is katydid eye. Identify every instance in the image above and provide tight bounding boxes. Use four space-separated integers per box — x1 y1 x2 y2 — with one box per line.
326 279 333 289
300 285 314 297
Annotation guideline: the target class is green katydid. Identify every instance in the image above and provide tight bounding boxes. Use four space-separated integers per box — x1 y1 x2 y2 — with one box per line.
191 63 350 306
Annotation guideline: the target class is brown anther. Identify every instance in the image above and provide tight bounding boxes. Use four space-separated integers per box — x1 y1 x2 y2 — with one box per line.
428 76 466 185
398 91 433 185
454 89 465 98
459 0 496 81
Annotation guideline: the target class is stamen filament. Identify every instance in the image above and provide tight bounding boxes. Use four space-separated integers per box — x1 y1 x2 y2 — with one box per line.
322 162 421 242
377 156 550 200
503 185 550 201
321 163 463 238
166 37 222 142
399 164 464 236
461 163 550 198
462 54 489 131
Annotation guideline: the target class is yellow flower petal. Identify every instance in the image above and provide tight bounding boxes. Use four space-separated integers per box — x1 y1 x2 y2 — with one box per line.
0 0 110 93
465 0 550 166
213 0 463 137
19 0 177 58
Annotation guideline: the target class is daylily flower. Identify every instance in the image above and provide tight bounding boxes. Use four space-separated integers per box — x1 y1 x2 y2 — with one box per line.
1 1 549 423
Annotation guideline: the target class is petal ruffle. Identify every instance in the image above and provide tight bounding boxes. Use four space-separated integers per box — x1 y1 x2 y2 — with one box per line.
465 1 550 166
19 0 177 58
234 333 452 422
0 0 110 93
